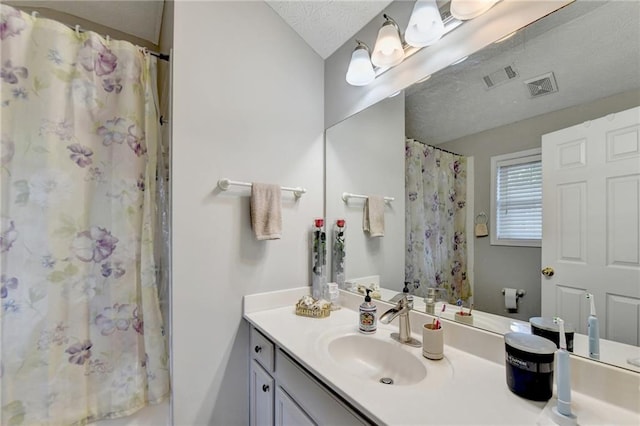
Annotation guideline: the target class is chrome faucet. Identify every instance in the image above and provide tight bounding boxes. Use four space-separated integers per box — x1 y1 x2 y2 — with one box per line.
379 296 421 347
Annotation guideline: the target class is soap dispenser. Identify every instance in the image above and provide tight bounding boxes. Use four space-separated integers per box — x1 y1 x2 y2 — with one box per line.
424 287 436 314
359 289 377 334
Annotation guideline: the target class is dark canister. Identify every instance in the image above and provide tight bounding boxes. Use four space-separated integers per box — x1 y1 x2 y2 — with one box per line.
504 332 556 401
530 317 575 352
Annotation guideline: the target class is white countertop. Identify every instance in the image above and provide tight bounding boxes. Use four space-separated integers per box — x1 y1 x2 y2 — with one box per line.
372 286 640 374
244 288 640 425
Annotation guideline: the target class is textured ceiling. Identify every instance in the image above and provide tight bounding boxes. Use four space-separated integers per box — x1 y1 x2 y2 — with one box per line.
266 0 393 58
405 0 640 145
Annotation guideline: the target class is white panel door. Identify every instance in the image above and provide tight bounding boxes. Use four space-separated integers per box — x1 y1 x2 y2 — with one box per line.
542 106 640 345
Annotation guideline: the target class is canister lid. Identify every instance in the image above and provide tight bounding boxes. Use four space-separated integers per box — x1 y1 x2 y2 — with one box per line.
530 317 575 333
504 332 557 355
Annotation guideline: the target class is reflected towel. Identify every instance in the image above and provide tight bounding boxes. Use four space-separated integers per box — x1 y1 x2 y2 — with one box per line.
250 183 282 240
363 195 385 237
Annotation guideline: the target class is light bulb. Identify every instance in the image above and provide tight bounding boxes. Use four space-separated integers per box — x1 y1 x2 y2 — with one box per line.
450 0 499 21
405 0 445 47
346 44 375 86
371 19 404 68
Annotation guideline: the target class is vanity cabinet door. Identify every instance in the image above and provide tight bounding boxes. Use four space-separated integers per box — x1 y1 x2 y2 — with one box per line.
275 386 315 426
275 349 368 425
250 360 274 426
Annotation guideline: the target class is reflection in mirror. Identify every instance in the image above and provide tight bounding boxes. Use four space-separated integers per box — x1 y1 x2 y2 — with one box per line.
325 0 640 372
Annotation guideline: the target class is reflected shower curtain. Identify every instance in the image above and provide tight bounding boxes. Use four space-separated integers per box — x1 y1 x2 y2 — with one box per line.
405 139 471 302
0 5 169 424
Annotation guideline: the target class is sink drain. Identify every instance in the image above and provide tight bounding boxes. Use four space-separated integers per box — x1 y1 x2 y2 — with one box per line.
379 377 394 385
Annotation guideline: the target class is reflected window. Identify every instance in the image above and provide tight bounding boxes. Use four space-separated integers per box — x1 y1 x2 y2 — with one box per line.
490 148 542 247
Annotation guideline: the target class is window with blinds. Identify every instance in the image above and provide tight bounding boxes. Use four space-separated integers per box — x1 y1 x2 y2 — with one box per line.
490 148 542 247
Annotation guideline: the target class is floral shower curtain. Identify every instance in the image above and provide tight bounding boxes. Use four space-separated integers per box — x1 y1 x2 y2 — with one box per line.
0 5 169 425
405 138 471 302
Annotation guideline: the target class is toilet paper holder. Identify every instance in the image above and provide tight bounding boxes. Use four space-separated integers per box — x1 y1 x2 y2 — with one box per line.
502 288 526 298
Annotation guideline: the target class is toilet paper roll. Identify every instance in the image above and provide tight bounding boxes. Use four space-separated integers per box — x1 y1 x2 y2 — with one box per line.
505 288 518 310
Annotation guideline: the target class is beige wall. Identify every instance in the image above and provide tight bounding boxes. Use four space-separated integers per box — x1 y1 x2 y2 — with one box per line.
439 89 640 321
172 1 324 424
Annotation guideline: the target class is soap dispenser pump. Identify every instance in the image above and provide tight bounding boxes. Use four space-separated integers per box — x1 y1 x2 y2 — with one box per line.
359 289 377 334
425 287 437 314
402 281 414 309
586 293 600 360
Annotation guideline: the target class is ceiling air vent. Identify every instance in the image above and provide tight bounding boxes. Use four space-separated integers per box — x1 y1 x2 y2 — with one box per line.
482 65 518 89
524 72 559 98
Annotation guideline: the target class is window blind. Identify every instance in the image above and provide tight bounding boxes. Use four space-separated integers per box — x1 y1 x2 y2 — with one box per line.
496 158 542 241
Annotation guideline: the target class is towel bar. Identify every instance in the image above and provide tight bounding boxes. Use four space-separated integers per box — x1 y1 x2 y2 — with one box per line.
217 178 306 198
342 192 394 203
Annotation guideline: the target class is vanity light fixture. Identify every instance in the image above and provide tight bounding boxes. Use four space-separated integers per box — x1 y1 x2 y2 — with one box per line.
371 14 405 68
345 0 485 87
345 40 376 86
450 0 499 21
404 0 445 48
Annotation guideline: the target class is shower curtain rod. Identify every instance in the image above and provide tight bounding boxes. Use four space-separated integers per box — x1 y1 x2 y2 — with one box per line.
408 138 462 157
149 51 171 62
27 10 171 62
71 25 170 62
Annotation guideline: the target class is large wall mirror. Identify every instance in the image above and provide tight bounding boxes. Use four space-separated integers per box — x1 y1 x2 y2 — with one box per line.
325 0 640 373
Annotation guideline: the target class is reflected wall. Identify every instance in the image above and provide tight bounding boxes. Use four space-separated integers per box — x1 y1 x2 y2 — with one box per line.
325 95 405 289
437 89 640 321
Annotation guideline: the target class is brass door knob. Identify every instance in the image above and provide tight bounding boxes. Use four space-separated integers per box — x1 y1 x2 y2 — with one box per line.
541 267 554 277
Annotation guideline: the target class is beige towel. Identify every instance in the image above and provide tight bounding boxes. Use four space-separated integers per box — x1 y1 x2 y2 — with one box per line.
250 183 282 240
475 223 489 237
363 195 385 237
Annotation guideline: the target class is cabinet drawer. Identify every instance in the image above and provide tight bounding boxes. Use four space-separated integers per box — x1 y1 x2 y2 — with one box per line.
251 327 275 372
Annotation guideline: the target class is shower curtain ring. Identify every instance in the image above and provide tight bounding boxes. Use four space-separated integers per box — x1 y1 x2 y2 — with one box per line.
75 25 81 37
31 11 39 19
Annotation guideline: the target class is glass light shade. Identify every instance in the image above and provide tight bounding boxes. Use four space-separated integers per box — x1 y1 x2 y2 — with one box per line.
450 0 499 20
345 46 375 86
405 0 445 47
371 22 404 67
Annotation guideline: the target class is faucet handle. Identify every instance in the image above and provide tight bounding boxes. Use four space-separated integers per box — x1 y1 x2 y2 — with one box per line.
396 295 410 310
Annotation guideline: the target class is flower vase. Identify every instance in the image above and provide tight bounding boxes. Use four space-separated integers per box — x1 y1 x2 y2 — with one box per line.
332 219 346 289
311 218 326 300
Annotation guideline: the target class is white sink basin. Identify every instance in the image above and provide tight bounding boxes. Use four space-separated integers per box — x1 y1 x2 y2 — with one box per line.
326 333 427 385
